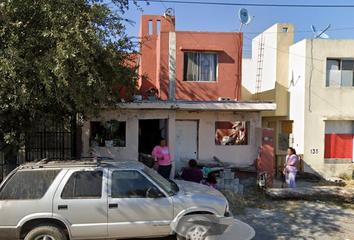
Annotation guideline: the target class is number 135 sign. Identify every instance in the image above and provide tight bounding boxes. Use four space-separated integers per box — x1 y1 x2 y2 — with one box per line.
310 149 319 154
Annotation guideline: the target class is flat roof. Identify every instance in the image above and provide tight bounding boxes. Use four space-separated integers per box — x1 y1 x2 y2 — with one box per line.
118 101 276 111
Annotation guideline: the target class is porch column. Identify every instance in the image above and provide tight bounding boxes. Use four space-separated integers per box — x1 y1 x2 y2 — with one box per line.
167 111 176 178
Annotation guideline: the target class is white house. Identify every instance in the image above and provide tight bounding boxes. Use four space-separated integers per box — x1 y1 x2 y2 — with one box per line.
81 101 276 177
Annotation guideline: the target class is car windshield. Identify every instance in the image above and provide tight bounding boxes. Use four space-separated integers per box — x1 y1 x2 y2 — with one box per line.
143 168 177 196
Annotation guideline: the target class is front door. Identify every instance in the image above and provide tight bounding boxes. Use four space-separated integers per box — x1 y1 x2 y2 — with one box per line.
108 169 173 238
53 169 108 238
175 120 198 172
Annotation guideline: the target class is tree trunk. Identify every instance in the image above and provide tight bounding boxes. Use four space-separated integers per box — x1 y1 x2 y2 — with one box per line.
266 187 354 203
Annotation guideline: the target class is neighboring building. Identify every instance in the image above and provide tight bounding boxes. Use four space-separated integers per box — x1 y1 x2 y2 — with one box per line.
243 23 354 178
242 23 295 168
138 14 243 101
81 14 276 177
289 39 354 177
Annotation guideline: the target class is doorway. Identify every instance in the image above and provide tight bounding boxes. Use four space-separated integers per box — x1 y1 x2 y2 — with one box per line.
138 119 167 155
175 120 198 173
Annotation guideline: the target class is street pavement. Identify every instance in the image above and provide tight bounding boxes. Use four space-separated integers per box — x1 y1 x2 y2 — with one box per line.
125 200 354 240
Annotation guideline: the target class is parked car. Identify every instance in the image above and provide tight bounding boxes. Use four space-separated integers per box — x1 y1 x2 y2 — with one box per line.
0 157 234 240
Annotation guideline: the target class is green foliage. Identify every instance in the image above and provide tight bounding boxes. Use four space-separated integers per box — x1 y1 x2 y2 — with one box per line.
0 0 139 161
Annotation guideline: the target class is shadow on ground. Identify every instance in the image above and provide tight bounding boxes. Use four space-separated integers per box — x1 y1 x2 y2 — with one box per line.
239 200 354 240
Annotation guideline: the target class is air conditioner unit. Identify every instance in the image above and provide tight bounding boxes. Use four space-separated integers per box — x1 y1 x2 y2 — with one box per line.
218 97 231 101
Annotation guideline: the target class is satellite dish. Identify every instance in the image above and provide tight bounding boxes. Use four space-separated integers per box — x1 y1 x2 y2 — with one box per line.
311 24 331 39
239 8 251 24
163 8 175 23
238 8 254 32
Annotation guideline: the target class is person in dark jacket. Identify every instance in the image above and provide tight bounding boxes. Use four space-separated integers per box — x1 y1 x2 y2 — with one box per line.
181 159 203 183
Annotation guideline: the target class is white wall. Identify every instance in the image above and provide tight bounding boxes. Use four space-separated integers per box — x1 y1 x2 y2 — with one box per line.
288 40 307 155
290 39 354 177
82 109 175 161
81 109 262 171
176 111 261 165
242 24 294 97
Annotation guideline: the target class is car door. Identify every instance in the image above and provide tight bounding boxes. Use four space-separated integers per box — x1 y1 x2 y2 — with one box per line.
53 168 108 239
108 169 173 238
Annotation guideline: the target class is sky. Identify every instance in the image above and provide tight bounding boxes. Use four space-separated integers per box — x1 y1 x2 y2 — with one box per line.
120 0 354 58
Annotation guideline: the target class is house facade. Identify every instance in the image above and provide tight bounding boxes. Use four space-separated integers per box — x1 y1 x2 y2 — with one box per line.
80 14 276 178
289 39 354 177
242 23 295 169
243 23 354 178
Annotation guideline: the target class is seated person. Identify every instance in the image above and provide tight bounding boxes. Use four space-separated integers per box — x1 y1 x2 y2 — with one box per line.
181 159 203 183
205 172 217 189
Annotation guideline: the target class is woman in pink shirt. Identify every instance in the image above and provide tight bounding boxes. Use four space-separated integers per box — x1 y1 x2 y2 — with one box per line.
152 139 172 178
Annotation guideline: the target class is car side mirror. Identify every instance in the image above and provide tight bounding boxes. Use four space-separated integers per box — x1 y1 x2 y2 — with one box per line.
146 187 162 198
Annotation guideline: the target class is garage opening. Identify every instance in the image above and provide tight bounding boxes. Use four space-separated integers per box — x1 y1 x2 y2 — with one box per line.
138 119 167 155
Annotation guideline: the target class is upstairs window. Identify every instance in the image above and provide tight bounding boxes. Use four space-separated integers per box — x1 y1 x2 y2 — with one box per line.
183 52 217 82
326 59 354 87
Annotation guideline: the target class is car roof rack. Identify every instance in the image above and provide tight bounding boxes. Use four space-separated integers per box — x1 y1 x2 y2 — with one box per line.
29 157 115 167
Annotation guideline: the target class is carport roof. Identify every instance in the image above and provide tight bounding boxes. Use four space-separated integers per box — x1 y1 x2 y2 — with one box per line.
118 101 276 111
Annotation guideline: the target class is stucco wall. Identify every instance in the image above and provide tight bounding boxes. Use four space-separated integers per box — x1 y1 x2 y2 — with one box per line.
81 109 262 173
289 39 354 177
242 23 294 117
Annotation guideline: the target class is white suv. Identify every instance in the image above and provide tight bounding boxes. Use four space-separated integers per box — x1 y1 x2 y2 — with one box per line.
0 158 234 240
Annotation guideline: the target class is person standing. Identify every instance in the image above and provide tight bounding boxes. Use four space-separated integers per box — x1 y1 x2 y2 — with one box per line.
152 139 172 178
181 159 204 183
284 147 298 188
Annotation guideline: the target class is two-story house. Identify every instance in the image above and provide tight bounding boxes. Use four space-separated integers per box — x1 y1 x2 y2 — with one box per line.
80 14 276 177
243 23 354 178
289 39 354 177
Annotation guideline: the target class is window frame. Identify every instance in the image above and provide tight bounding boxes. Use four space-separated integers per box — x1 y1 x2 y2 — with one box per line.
0 169 61 201
61 170 104 200
90 120 126 148
326 58 354 87
215 121 250 146
182 51 218 82
109 169 169 199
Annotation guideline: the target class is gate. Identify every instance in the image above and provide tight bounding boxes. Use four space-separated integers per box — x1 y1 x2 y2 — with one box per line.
25 118 76 161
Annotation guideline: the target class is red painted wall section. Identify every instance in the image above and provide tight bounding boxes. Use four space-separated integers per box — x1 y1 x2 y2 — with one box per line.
138 15 243 101
138 15 175 94
324 134 353 159
159 31 243 101
257 128 274 185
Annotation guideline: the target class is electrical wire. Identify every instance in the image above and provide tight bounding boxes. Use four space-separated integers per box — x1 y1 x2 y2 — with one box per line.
133 0 354 8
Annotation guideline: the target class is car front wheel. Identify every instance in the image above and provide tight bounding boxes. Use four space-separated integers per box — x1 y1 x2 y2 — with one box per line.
176 215 216 240
24 224 67 240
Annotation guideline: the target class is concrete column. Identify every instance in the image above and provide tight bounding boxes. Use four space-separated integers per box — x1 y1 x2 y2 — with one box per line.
167 111 176 178
169 31 176 101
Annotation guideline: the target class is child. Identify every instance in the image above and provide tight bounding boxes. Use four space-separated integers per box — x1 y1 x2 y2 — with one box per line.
205 172 217 189
151 161 159 174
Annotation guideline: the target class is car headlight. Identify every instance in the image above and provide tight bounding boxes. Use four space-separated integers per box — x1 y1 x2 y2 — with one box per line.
224 203 230 217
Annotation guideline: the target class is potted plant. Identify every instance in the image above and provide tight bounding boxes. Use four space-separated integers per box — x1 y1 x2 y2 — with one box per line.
90 134 100 147
104 120 120 147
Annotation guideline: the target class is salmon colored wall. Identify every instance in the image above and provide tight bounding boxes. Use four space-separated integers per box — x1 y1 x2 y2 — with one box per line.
324 134 353 159
139 15 175 95
257 128 274 184
138 15 243 101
